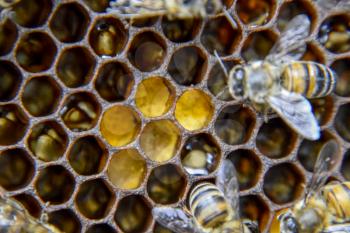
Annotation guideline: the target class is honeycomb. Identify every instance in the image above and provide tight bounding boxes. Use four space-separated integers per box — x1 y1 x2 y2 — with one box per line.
0 0 349 232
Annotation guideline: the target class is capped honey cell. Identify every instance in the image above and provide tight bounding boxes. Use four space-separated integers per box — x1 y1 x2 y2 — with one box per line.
236 0 276 26
0 60 22 102
48 209 81 233
107 149 147 190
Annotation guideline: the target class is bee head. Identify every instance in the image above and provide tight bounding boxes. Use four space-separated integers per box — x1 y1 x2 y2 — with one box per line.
228 65 246 100
278 211 299 233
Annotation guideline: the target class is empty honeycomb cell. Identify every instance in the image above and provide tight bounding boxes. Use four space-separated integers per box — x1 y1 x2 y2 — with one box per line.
75 178 114 219
50 3 90 43
263 163 305 204
128 31 166 72
239 195 270 231
200 15 241 56
115 195 152 233
15 32 57 73
0 60 22 102
0 19 17 56
161 17 201 43
215 105 256 145
0 148 34 191
174 89 214 131
27 121 68 162
86 224 117 233
334 103 350 142
12 0 52 28
61 92 101 132
56 46 96 88
0 104 28 145
147 164 186 204
332 58 350 97
181 133 220 176
140 120 180 162
100 105 141 147
227 149 262 190
310 96 334 126
89 17 128 57
301 43 326 64
318 14 350 54
21 76 61 117
341 150 350 180
68 136 107 176
107 149 147 190
256 118 297 159
35 165 75 204
48 209 82 233
153 223 174 233
83 0 110 12
241 30 277 61
135 77 175 118
13 193 42 218
168 46 207 86
236 0 276 26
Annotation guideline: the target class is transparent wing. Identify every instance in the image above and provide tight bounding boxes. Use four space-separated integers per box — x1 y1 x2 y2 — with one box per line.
267 89 320 140
107 0 167 17
266 14 311 64
315 0 350 12
152 207 203 233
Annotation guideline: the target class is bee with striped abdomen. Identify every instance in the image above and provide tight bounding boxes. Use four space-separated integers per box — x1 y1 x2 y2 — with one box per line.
279 140 350 233
216 14 337 140
152 159 259 233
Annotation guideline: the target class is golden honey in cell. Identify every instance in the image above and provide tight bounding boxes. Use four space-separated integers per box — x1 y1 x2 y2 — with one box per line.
153 159 259 233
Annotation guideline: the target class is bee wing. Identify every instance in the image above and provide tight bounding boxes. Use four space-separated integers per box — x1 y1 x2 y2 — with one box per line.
266 14 311 64
107 0 167 17
321 223 350 233
315 0 350 12
267 89 320 140
152 207 204 233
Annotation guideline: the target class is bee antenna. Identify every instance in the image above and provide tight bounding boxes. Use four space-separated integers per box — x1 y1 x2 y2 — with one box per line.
214 50 228 77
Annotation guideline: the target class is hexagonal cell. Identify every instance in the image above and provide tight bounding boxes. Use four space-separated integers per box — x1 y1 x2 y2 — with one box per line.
131 17 159 27
107 149 147 190
61 92 101 132
147 164 186 204
263 163 305 204
35 165 75 204
227 149 262 190
75 178 114 219
310 96 334 126
181 133 221 176
153 223 175 233
241 30 277 61
318 14 350 54
12 0 52 27
334 103 350 142
341 149 350 180
95 61 134 102
168 46 207 86
15 32 57 73
0 60 22 102
13 193 42 218
27 121 68 162
115 195 152 233
21 76 61 117
236 0 276 26
200 15 241 55
297 132 338 172
89 17 128 57
0 104 28 146
0 19 17 56
83 0 110 12
128 31 166 72
215 105 256 145
86 224 117 233
100 105 141 147
135 77 175 118
140 120 181 162
48 209 81 233
50 3 90 43
56 46 96 88
332 58 350 97
68 136 107 176
0 149 34 191
239 195 270 231
161 17 201 43
175 89 214 131
256 118 297 159
301 43 325 64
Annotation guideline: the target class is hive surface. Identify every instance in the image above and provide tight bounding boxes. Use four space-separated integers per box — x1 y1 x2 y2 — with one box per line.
0 0 350 232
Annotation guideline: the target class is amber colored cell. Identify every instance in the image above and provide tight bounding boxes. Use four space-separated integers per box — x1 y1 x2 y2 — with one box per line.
13 193 42 218
334 104 350 142
175 89 214 131
87 224 117 233
301 43 325 64
161 17 201 43
332 58 350 97
236 0 274 26
341 150 350 181
135 77 175 118
48 209 81 233
0 19 17 56
0 61 22 102
12 0 52 27
269 208 289 233
100 105 141 147
107 149 147 190
241 30 277 61
239 195 270 231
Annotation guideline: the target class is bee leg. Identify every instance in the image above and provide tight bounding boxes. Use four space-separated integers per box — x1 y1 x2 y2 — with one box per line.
214 50 229 77
222 7 238 29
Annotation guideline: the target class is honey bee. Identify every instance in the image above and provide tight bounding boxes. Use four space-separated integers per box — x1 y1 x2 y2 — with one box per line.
216 14 336 140
152 159 259 233
278 139 350 233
